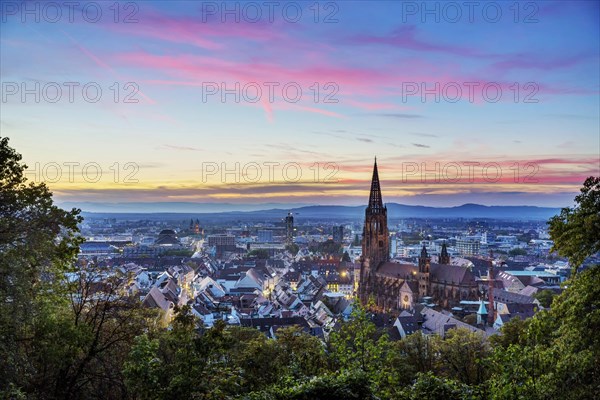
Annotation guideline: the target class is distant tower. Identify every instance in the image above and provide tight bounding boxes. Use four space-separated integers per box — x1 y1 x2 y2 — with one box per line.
332 225 344 244
359 158 389 304
439 241 450 265
285 212 294 246
418 245 431 299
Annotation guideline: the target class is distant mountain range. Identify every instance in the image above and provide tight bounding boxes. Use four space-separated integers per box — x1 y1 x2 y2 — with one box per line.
67 202 563 221
60 202 311 213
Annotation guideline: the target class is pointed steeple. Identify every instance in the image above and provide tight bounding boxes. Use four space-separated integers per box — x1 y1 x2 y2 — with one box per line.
367 157 384 214
440 241 450 264
360 156 389 302
477 298 488 326
419 245 430 275
477 299 488 316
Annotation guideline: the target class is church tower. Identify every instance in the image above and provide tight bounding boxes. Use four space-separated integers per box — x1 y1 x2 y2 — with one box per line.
418 245 431 299
439 242 450 265
359 158 389 304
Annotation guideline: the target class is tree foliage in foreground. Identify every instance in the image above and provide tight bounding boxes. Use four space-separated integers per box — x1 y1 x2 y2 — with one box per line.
1 137 153 399
548 176 600 274
0 136 82 394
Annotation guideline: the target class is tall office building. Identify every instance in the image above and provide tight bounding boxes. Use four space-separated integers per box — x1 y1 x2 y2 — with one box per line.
332 225 344 243
258 229 273 243
456 237 481 256
285 212 294 246
207 234 235 247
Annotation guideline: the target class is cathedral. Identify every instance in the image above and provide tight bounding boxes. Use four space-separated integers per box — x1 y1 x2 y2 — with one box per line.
358 159 479 312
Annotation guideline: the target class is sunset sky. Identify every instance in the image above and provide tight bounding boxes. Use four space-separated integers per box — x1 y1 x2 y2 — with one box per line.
2 0 599 210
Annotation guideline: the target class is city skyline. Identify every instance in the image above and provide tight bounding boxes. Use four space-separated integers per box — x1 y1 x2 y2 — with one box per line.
2 1 599 209
2 3 600 396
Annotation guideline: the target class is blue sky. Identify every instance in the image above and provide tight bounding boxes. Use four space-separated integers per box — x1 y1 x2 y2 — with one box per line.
1 0 599 208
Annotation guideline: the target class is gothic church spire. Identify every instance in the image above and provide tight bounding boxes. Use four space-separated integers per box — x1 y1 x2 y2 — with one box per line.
368 157 384 214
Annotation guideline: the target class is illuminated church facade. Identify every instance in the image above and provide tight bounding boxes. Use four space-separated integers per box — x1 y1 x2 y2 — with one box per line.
358 159 479 311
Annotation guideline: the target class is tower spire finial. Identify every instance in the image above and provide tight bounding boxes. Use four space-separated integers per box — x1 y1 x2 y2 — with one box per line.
367 157 384 213
440 241 450 264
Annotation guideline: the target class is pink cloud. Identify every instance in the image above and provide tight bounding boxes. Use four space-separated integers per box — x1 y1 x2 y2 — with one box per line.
260 96 274 122
110 39 595 120
104 7 297 50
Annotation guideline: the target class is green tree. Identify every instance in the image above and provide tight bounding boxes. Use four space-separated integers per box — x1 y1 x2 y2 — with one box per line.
548 176 600 275
508 248 527 257
1 138 153 399
435 328 490 386
399 372 481 400
125 313 328 399
377 331 435 398
273 326 327 380
328 302 388 374
243 370 376 400
543 266 600 398
488 316 529 350
488 177 599 398
396 331 436 376
232 329 279 392
123 334 162 399
286 243 299 256
248 249 270 259
533 289 555 308
124 308 241 400
53 268 153 399
312 239 343 256
462 314 477 326
0 137 82 396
